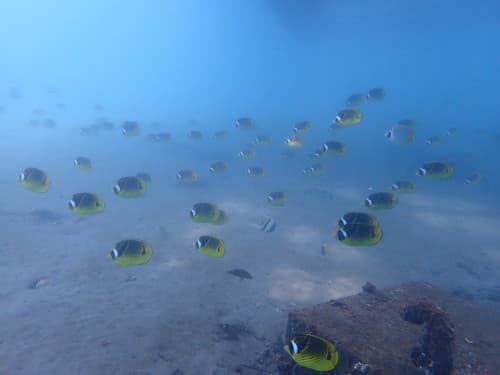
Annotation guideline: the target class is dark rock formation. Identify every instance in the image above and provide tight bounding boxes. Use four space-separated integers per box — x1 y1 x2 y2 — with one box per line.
362 281 377 294
402 300 455 374
243 282 500 374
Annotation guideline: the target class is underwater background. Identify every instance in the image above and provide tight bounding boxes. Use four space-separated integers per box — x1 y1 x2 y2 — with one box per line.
1 0 499 374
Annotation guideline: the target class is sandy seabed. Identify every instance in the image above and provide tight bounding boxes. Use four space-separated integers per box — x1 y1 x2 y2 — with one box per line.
1 176 499 375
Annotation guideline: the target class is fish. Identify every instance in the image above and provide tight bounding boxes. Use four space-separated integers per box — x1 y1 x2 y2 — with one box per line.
283 334 339 372
365 192 399 210
79 126 99 136
177 169 198 182
425 135 443 145
445 127 458 136
267 191 286 206
42 118 56 128
284 135 304 147
235 117 254 129
29 278 49 289
110 239 153 266
209 161 228 174
464 173 481 185
227 269 252 280
416 162 454 179
68 192 105 215
260 216 277 232
213 130 228 140
188 130 202 140
113 176 146 198
385 123 415 146
153 132 172 143
196 235 224 258
293 120 313 134
190 202 220 223
73 156 93 170
391 180 416 193
318 140 347 156
336 223 383 246
302 163 324 176
309 150 322 159
18 167 50 193
254 135 272 145
247 167 265 177
338 212 379 228
121 121 141 136
345 93 365 107
334 108 363 126
366 87 385 101
238 148 256 158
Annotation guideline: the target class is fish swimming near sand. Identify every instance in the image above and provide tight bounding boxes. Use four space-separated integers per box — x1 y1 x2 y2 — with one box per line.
260 216 276 232
227 269 253 280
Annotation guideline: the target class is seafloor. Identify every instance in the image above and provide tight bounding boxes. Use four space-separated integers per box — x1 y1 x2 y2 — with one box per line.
251 282 500 375
1 144 499 374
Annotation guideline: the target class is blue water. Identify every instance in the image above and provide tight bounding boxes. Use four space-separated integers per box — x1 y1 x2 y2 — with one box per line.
1 1 500 374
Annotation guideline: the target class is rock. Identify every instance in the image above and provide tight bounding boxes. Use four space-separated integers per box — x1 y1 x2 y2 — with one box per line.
362 281 377 294
403 300 455 374
247 282 500 374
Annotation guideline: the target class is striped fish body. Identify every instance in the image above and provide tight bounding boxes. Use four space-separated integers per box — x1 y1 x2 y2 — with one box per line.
284 334 339 372
260 217 276 232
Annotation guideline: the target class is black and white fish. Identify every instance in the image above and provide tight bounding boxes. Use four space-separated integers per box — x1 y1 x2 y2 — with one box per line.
227 269 253 280
260 216 276 232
